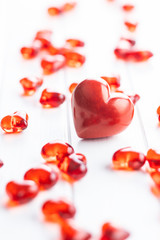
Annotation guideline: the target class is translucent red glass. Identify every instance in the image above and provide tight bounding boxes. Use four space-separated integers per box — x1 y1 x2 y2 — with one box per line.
69 83 78 93
114 48 153 62
41 56 65 75
61 2 77 12
1 111 28 133
124 21 137 32
24 165 58 190
61 221 92 240
34 30 52 50
20 47 38 59
20 77 43 96
6 180 39 204
41 141 74 163
157 106 160 122
21 31 53 59
122 4 134 12
157 106 160 115
114 92 140 105
58 153 87 183
0 160 4 168
115 90 124 94
120 38 136 47
101 76 120 90
146 149 160 169
48 2 76 16
66 39 85 48
101 222 130 240
128 94 140 105
48 7 61 16
151 185 160 198
59 47 72 55
63 51 85 68
40 89 65 108
35 30 52 42
42 200 76 222
47 45 60 55
75 153 87 164
150 170 160 186
112 147 146 170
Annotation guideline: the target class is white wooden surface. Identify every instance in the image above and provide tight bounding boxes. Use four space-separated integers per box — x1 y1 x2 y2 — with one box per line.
0 0 160 239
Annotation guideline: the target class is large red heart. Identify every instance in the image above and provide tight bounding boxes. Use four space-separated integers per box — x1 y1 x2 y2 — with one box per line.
71 79 134 139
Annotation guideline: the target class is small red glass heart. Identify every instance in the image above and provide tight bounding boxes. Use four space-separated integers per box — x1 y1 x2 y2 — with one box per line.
71 79 134 139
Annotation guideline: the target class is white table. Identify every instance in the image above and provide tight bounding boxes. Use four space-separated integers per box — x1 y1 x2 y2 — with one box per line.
0 0 160 239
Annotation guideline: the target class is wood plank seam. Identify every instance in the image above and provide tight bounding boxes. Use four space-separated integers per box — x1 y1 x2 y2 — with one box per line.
125 64 149 150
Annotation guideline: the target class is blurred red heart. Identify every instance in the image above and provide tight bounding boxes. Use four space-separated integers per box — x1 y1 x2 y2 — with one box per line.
71 79 134 139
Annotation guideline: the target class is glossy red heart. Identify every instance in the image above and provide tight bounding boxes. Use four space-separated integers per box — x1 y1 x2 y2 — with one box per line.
71 79 134 139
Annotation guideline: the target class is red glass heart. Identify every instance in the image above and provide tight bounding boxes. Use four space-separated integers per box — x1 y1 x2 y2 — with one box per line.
71 79 134 139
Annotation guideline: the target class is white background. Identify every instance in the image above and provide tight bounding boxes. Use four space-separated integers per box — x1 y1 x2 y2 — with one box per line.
0 0 160 239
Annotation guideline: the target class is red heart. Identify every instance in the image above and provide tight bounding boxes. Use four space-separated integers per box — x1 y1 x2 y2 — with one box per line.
71 79 134 139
